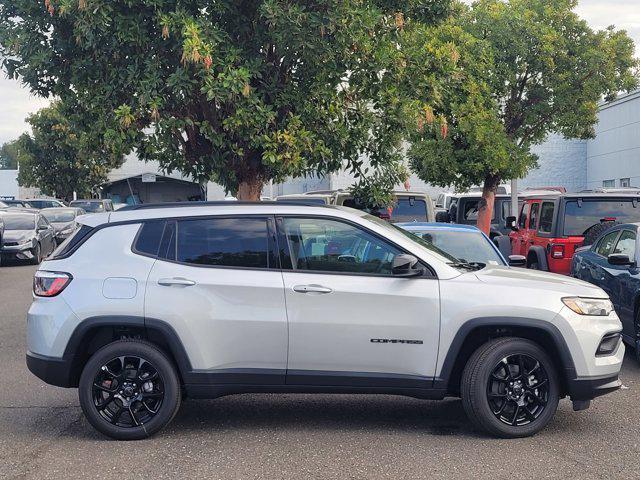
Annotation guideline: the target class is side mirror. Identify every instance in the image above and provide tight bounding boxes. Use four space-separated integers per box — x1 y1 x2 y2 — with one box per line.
505 216 518 231
608 254 635 267
435 211 450 223
392 254 423 277
508 255 527 267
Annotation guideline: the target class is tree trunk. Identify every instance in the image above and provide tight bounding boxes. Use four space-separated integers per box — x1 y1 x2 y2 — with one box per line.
477 174 500 235
237 177 264 201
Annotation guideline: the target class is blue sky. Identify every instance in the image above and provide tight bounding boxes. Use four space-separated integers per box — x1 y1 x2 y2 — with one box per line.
0 0 638 145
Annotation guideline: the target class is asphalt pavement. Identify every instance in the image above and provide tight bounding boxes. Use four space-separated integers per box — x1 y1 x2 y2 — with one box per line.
1 262 639 479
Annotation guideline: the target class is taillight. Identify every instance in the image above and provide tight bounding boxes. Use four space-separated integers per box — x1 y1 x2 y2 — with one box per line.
550 244 565 259
34 271 72 297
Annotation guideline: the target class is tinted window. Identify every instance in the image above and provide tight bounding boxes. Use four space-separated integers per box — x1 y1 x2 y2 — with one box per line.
529 203 540 230
50 224 94 258
276 197 328 205
281 217 401 274
407 229 505 266
391 198 428 222
612 230 636 258
29 200 59 209
3 215 35 230
462 199 496 222
159 221 176 260
71 201 105 213
519 203 530 229
564 200 640 236
539 202 555 233
135 221 166 256
177 217 270 268
596 231 620 257
42 209 76 223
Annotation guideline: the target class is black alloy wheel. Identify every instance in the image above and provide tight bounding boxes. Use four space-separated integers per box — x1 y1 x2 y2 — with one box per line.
486 354 549 426
92 355 165 428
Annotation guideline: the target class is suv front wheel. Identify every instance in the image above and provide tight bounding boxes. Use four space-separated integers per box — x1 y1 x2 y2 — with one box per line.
78 339 181 440
461 337 559 438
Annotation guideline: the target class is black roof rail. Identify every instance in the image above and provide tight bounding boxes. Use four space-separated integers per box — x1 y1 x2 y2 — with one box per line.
118 201 331 211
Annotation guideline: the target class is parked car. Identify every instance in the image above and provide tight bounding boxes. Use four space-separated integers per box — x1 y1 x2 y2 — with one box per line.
25 198 67 209
275 193 334 205
571 222 640 358
0 211 56 264
446 193 514 238
41 207 85 244
507 192 640 275
27 202 623 440
396 222 526 267
1 199 33 208
69 199 114 213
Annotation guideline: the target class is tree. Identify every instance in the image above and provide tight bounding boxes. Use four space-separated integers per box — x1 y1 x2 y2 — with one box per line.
17 103 121 201
0 139 21 170
409 0 638 233
0 0 451 200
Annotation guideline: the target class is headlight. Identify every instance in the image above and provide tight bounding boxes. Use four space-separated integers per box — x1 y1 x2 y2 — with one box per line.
562 297 614 316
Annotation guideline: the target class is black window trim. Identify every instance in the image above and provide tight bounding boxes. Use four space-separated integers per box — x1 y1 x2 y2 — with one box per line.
274 214 437 279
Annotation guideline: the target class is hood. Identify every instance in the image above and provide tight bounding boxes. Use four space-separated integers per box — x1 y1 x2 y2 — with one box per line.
4 229 35 243
475 265 608 298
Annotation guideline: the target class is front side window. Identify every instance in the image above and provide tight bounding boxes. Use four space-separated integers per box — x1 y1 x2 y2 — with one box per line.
539 202 555 234
518 203 530 229
176 217 271 268
529 203 540 230
596 230 620 257
280 217 401 275
612 230 636 258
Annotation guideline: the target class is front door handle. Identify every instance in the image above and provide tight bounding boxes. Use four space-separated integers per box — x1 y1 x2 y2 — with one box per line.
158 277 196 287
293 284 333 294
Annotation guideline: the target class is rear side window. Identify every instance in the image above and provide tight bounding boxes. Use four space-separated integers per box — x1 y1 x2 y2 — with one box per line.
595 231 620 257
539 202 555 233
134 221 166 256
176 217 272 268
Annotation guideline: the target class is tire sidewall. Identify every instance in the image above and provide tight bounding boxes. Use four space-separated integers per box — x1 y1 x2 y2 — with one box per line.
79 341 181 440
471 340 559 438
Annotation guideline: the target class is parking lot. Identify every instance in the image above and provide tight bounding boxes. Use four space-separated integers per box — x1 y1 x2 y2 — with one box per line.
0 262 638 479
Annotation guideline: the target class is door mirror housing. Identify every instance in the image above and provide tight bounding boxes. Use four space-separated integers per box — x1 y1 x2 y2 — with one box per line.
508 255 527 267
608 254 635 267
505 216 518 231
435 211 450 223
392 254 423 277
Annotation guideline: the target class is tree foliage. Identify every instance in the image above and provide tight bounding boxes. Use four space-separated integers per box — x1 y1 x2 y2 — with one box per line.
0 139 21 170
409 0 638 232
17 102 122 201
0 0 452 200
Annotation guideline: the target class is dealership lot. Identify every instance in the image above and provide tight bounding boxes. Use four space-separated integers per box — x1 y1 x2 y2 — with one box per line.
1 263 639 479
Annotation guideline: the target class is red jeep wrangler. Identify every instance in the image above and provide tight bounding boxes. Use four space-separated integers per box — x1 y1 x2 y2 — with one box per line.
507 192 640 275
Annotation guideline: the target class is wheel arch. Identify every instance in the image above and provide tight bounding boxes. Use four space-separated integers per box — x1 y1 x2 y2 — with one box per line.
63 316 192 388
436 317 576 397
527 245 549 271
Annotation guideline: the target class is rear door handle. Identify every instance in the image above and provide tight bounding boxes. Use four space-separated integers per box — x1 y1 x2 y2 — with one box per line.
293 284 333 294
158 277 196 287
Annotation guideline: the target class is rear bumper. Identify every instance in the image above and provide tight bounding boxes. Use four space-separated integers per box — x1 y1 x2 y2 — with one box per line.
567 373 622 401
26 352 77 388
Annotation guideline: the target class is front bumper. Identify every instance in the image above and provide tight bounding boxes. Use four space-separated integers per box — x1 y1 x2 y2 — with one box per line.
1 244 34 259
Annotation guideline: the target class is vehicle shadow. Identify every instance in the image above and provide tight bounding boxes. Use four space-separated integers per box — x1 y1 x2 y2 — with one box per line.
168 395 475 437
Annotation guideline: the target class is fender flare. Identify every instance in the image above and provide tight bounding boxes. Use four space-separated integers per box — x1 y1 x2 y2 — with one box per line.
527 245 549 271
434 317 576 390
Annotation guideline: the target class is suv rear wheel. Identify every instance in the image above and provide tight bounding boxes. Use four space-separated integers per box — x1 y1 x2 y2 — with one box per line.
461 337 559 438
78 339 181 440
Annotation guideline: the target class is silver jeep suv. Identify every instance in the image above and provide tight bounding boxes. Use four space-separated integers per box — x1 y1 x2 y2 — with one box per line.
27 202 624 440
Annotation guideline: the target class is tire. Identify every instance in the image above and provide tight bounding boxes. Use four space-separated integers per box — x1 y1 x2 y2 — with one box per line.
29 243 41 265
78 339 181 440
461 337 560 438
583 221 619 247
528 259 540 270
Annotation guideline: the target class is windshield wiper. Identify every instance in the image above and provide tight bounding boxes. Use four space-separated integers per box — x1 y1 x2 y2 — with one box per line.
447 261 486 271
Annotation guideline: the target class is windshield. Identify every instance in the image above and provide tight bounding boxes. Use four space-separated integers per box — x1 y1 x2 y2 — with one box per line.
403 228 505 266
564 199 640 236
3 215 35 230
29 200 59 209
42 209 76 222
391 198 428 222
276 197 328 205
71 201 104 213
